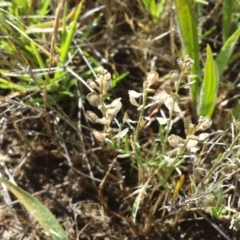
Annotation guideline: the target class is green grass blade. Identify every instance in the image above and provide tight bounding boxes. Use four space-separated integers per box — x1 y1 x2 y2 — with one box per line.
222 0 233 42
39 0 51 16
29 41 46 69
198 44 219 117
60 3 68 45
215 188 223 212
215 28 240 76
80 13 101 42
11 0 28 12
0 177 68 240
174 0 200 106
141 0 166 24
112 72 129 88
211 188 223 219
0 77 36 91
59 1 83 63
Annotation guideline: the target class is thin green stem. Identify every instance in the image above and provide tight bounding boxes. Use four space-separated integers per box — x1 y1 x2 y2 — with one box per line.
133 84 148 179
134 86 148 145
204 129 240 182
163 73 183 149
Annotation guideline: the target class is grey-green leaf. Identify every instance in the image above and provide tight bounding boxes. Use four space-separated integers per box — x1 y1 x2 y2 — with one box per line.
0 177 68 240
216 28 240 76
222 0 234 42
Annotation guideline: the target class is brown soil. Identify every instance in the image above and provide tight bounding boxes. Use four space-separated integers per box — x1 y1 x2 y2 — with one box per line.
1 1 240 239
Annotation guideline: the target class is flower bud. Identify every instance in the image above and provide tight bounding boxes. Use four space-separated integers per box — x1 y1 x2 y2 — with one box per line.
87 79 98 91
86 111 99 124
168 134 185 148
146 71 159 87
87 91 101 108
177 55 194 75
170 70 180 82
93 130 106 141
164 96 174 110
105 98 122 120
198 133 210 142
102 78 112 93
96 117 110 125
197 116 212 131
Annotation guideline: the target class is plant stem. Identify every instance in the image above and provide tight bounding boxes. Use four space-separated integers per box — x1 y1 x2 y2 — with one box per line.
134 86 148 145
163 73 183 149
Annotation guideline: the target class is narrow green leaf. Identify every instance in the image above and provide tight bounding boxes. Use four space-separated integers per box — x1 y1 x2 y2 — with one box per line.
222 0 233 42
216 28 240 76
198 44 219 117
124 133 130 152
215 188 223 212
80 14 101 42
0 78 33 91
60 2 68 45
174 0 200 106
0 177 68 240
39 0 51 16
211 207 219 219
29 41 45 69
112 72 129 88
141 0 166 24
211 188 223 219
